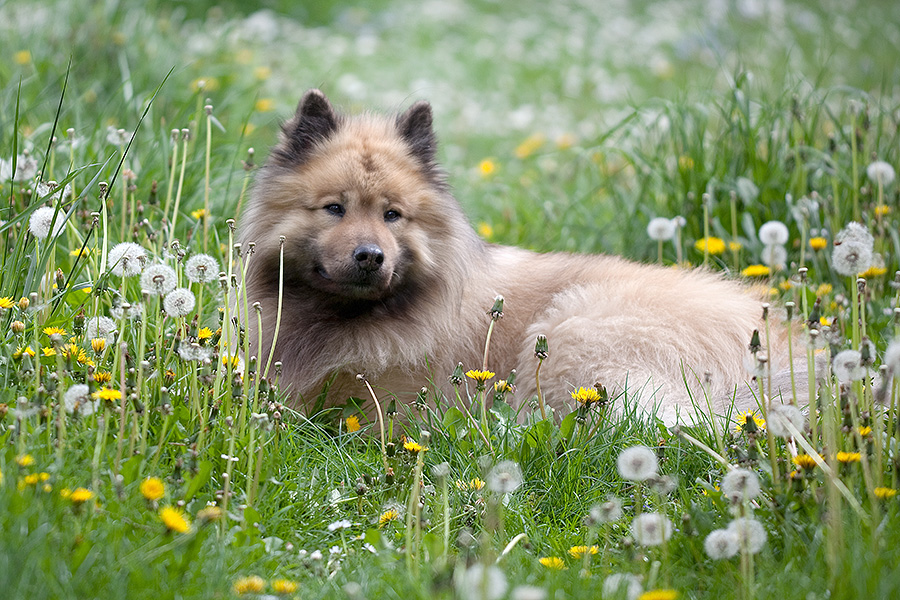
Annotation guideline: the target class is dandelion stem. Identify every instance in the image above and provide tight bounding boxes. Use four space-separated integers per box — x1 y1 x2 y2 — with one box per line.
360 375 389 472
263 237 285 379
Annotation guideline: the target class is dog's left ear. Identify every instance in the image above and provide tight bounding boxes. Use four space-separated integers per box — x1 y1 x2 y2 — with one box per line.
396 101 437 166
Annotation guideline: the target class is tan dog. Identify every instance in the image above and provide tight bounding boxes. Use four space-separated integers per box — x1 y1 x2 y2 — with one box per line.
238 90 793 424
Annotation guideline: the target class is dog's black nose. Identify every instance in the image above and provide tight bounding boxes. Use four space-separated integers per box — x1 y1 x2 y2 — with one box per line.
353 244 384 271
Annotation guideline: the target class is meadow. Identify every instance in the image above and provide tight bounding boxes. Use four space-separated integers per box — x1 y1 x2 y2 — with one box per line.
1 0 900 598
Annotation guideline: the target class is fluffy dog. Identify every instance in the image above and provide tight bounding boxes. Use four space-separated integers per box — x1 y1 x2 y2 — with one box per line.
238 89 793 424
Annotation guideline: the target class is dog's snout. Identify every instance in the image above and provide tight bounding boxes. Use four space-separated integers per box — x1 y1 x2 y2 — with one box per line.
353 244 385 271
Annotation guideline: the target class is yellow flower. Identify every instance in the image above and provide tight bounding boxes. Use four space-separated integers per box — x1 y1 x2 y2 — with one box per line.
345 415 361 433
874 487 897 499
677 155 694 170
255 98 275 112
791 454 818 470
477 222 494 239
859 265 887 278
379 508 400 528
190 208 207 220
42 347 57 357
159 505 191 533
59 488 72 499
567 545 599 558
538 556 566 570
13 346 35 359
197 327 213 340
694 237 726 255
570 386 600 405
741 264 771 277
728 241 742 252
639 590 679 600
232 575 266 595
809 237 828 251
43 326 67 336
0 296 14 309
556 133 576 149
14 50 32 65
69 248 91 258
271 579 299 594
778 280 793 291
515 133 545 159
93 371 112 384
140 477 165 501
197 505 223 523
478 159 496 177
465 369 495 384
253 66 272 80
815 283 832 296
69 487 94 504
493 379 512 394
874 204 891 217
403 440 425 454
858 426 872 437
93 387 122 402
836 451 861 464
735 410 765 432
455 478 486 491
16 454 35 467
91 338 107 353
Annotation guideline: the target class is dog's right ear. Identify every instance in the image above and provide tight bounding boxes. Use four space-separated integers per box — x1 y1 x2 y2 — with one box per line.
273 89 340 165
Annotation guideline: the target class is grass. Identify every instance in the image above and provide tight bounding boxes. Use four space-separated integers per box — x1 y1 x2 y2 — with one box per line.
1 0 900 598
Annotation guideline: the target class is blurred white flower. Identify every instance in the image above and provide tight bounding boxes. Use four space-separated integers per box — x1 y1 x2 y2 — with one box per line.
616 445 658 482
767 404 805 438
704 528 740 559
602 573 643 600
832 349 866 382
163 288 196 317
108 242 147 277
486 460 523 493
84 316 117 343
761 244 787 268
727 517 767 554
64 384 96 416
832 222 873 277
456 564 508 600
721 467 761 502
141 264 178 296
646 217 676 241
885 340 900 376
866 160 895 186
630 512 672 546
28 206 67 240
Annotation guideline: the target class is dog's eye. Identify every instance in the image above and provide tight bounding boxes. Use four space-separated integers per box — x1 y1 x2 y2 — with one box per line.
324 204 345 217
384 209 401 222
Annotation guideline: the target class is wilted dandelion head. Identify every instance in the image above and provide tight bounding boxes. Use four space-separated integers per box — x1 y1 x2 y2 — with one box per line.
758 220 789 246
28 206 67 240
766 404 805 438
832 222 874 276
486 460 523 494
63 384 95 416
646 217 676 241
727 517 767 554
140 263 178 296
704 528 740 560
720 468 761 502
185 253 220 283
832 349 866 382
630 512 673 546
84 316 117 343
866 160 896 186
163 288 195 317
602 573 643 600
616 445 658 482
108 242 147 277
456 563 508 600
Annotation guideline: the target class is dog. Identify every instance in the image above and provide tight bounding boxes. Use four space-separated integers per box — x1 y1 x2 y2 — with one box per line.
237 89 796 425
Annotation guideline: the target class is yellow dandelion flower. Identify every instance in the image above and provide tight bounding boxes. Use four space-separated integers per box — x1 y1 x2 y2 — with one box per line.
791 454 818 470
345 415 361 433
465 369 495 384
639 590 679 600
728 241 742 252
14 50 32 65
493 379 512 394
42 326 67 336
16 454 35 467
677 155 694 170
779 280 793 291
69 248 91 258
93 371 112 384
379 508 400 528
272 579 299 594
816 283 833 296
232 575 266 595
874 487 898 500
809 237 828 251
255 98 275 112
477 222 494 239
197 505 223 523
539 556 566 570
190 208 207 220
570 386 600 405
741 264 771 277
819 316 832 327
859 265 887 278
694 237 726 255
197 327 213 340
42 347 57 357
403 440 425 454
140 477 165 501
858 426 872 437
478 159 496 177
59 488 72 499
253 66 272 80
69 487 94 504
13 346 35 359
515 133 545 159
455 478 486 491
42 483 52 493
91 338 106 353
159 505 191 533
836 451 861 464
735 410 765 432
24 473 41 486
874 204 891 217
93 387 122 402
567 545 599 558
0 296 15 309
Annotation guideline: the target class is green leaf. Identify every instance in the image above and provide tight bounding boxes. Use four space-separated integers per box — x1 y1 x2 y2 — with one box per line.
442 407 467 439
184 460 213 501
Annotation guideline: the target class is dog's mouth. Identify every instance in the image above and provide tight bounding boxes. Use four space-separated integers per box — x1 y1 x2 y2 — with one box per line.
312 263 395 299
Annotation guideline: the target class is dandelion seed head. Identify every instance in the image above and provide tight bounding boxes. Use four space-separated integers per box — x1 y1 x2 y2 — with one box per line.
885 340 900 376
486 460 523 494
108 242 147 277
511 585 548 600
616 445 658 482
646 217 676 241
185 253 220 283
84 316 117 343
140 263 178 296
833 349 867 382
758 220 789 246
602 573 643 600
456 563 508 600
588 496 623 525
760 244 787 268
866 160 896 186
630 512 673 546
720 468 761 502
727 517 767 554
767 404 805 438
163 288 196 317
63 384 95 416
704 528 740 559
28 206 67 240
832 222 874 276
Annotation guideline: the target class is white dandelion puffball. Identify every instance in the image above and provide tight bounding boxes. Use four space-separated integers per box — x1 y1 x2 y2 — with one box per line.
630 512 673 546
511 585 547 600
486 460 524 494
185 253 220 283
832 349 867 383
704 528 740 560
727 517 768 554
163 287 196 317
84 316 117 343
108 242 148 277
456 564 508 600
64 384 96 417
141 263 178 296
589 496 624 524
720 467 761 502
866 160 896 186
646 217 677 241
761 244 787 268
832 222 874 277
602 573 643 600
177 342 212 363
885 340 900 376
617 445 658 482
29 206 67 240
758 220 789 246
767 404 805 438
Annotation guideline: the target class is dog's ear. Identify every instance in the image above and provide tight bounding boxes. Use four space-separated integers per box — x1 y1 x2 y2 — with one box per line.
396 101 437 166
274 89 340 165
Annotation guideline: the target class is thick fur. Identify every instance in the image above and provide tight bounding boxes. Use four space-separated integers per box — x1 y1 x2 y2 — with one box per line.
239 90 794 425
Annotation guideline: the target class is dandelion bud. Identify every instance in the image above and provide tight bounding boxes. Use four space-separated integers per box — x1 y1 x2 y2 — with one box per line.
449 363 464 386
785 301 795 320
534 334 549 360
748 329 761 354
11 320 25 334
385 442 396 457
415 386 428 410
386 398 396 417
488 295 504 320
18 297 29 311
385 467 395 485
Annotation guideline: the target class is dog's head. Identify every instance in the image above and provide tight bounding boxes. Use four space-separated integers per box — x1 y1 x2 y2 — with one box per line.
244 90 463 305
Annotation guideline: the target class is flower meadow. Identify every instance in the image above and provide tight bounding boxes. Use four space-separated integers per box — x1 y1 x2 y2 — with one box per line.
2 0 900 599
